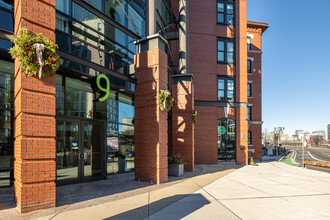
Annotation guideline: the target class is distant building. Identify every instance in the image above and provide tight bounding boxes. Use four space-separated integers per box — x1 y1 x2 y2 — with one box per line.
328 124 330 140
312 130 326 139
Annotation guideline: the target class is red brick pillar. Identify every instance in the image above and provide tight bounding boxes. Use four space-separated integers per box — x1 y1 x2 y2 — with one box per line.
14 0 56 213
171 75 194 171
235 0 248 165
134 35 168 184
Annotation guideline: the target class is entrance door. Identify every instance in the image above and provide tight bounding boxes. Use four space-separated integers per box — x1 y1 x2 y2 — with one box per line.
217 118 236 162
56 117 105 185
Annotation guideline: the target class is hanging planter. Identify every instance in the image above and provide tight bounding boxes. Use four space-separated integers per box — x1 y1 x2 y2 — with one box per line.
192 110 197 125
158 89 174 112
9 28 62 79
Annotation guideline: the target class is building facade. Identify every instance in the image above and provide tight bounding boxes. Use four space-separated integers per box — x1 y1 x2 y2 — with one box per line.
0 0 267 213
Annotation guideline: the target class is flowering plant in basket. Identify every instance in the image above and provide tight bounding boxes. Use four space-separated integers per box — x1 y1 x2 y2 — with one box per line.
9 28 62 79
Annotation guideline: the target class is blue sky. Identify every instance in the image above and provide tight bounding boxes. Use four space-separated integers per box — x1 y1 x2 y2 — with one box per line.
247 0 330 135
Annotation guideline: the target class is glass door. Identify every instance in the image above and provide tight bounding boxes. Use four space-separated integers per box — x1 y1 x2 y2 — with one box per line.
56 118 105 185
56 120 80 184
217 118 236 162
81 122 104 181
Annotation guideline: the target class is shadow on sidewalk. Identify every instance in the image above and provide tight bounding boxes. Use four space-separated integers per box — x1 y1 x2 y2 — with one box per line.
104 193 210 220
0 164 239 213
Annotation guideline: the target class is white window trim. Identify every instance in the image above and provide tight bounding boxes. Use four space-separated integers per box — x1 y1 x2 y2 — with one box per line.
247 57 254 61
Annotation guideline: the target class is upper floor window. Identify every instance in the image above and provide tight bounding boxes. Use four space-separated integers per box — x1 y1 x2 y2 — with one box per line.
247 36 251 50
248 131 252 145
218 76 235 102
217 0 234 25
247 83 252 97
248 106 251 121
248 60 251 74
217 38 235 64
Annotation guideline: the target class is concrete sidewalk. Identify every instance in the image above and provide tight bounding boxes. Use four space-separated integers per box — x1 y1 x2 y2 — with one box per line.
150 162 330 220
1 162 330 220
0 164 238 220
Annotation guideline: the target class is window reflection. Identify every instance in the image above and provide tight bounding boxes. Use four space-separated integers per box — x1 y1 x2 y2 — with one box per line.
0 60 14 187
0 8 13 32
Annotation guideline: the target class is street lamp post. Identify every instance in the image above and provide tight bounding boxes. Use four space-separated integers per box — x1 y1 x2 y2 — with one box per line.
274 127 285 162
302 139 306 168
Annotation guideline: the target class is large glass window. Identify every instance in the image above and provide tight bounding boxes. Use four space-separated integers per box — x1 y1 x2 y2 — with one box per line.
105 0 145 37
56 0 71 15
84 0 105 12
106 92 134 174
0 60 14 187
218 76 235 102
217 38 235 64
0 6 13 32
217 0 234 25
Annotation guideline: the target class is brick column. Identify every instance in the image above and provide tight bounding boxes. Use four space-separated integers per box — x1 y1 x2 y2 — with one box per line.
14 0 56 213
134 35 168 184
235 0 248 165
171 75 194 171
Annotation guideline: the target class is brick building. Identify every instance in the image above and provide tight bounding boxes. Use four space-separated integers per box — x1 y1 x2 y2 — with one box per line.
0 0 267 213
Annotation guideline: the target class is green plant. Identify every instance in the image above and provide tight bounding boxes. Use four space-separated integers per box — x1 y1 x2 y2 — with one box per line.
9 28 62 78
158 89 174 112
168 154 186 167
192 110 197 125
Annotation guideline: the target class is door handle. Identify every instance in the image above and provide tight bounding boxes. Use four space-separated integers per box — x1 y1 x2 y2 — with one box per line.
79 152 84 161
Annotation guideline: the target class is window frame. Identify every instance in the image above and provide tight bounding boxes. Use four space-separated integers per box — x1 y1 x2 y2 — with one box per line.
248 131 252 145
217 76 235 102
247 60 252 74
217 37 235 65
216 0 235 26
247 36 251 50
247 106 252 121
247 83 252 97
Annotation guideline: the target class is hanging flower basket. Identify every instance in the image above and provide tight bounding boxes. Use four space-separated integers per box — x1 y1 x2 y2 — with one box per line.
192 110 197 125
158 89 174 112
9 28 62 79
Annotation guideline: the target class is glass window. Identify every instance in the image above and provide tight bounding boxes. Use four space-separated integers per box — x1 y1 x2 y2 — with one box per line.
248 131 252 145
118 93 134 125
217 76 235 102
56 14 71 34
73 3 104 32
56 0 71 15
0 39 12 50
248 107 251 121
0 0 14 10
248 83 251 97
84 0 104 12
247 36 251 50
217 38 235 64
0 60 14 187
217 0 234 25
248 60 251 74
0 8 13 32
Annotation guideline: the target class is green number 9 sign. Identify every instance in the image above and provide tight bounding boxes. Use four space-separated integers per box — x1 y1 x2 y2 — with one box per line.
90 74 110 102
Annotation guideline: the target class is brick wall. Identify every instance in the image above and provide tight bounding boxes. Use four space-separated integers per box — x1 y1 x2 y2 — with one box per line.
171 80 194 171
247 25 265 161
14 0 56 213
134 47 168 184
190 0 248 165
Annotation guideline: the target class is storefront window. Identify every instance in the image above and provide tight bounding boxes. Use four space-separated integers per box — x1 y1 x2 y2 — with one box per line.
0 60 14 187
